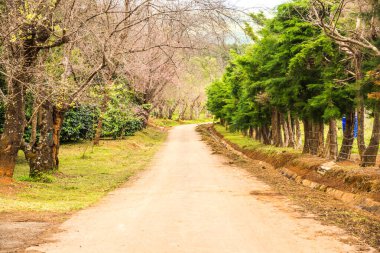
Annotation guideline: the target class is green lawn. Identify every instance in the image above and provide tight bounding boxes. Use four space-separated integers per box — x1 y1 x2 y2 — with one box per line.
1 127 167 212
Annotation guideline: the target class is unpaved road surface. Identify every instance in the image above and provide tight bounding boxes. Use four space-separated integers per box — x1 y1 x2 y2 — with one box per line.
28 125 365 253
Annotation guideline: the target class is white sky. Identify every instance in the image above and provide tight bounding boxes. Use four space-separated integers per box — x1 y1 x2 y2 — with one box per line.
225 0 288 43
230 0 288 11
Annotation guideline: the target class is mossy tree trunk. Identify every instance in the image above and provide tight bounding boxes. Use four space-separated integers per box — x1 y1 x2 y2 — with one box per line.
23 100 55 178
0 76 26 178
23 103 66 178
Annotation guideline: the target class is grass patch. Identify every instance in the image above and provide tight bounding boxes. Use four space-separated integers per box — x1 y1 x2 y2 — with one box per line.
1 127 167 212
215 119 377 155
17 175 54 183
214 124 300 154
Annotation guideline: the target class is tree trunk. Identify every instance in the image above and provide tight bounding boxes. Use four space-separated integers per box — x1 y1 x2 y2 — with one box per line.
324 128 331 158
0 77 26 178
294 117 302 149
139 107 150 128
94 117 104 146
271 108 283 147
354 52 366 158
307 121 324 156
158 105 165 119
281 113 290 147
194 104 203 119
309 121 317 155
249 126 254 138
258 127 263 143
23 103 65 178
357 100 366 157
52 107 65 168
361 103 380 166
189 96 200 120
302 119 311 154
167 101 179 120
316 121 325 157
30 99 38 145
287 111 295 148
189 108 194 120
179 103 188 120
271 109 276 145
0 18 56 178
277 111 283 147
337 112 355 161
168 111 174 120
252 127 257 140
262 125 271 145
0 23 54 178
94 93 110 145
324 119 338 160
23 100 55 178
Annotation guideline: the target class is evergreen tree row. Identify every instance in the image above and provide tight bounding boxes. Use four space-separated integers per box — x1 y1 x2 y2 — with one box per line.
207 0 380 166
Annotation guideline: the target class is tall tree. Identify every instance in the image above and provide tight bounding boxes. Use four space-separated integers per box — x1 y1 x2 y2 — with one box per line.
309 0 380 165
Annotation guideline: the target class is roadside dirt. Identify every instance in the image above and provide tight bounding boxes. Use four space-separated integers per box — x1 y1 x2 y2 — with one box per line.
24 124 375 252
0 176 70 253
0 212 69 253
208 125 380 202
197 124 380 251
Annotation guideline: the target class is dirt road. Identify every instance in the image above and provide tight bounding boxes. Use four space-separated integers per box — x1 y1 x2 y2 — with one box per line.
28 125 365 253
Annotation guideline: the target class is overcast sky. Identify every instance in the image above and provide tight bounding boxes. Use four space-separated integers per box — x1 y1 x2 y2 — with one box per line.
230 0 288 11
225 0 289 43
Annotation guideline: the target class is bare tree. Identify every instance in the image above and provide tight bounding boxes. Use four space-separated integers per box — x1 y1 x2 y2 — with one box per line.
0 0 236 178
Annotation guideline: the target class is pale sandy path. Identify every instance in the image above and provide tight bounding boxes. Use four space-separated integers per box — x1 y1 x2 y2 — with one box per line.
28 124 363 253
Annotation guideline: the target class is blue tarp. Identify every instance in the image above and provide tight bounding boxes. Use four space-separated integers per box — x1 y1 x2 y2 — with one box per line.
342 116 346 132
354 116 358 138
342 116 358 138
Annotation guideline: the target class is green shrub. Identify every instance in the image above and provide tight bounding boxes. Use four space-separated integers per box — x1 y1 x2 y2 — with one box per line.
61 105 98 142
102 114 143 139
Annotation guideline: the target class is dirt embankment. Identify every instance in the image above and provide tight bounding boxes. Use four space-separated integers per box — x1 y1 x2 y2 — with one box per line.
197 124 380 251
207 124 380 203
